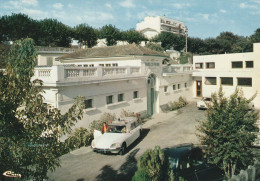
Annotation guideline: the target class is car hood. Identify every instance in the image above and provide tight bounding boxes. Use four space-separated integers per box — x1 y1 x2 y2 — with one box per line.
94 133 124 149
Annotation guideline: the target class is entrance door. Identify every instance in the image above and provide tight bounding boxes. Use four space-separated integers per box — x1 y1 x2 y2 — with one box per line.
150 88 154 115
196 81 202 97
147 74 156 115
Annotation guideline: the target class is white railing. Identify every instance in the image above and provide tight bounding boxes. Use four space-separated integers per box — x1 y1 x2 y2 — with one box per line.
33 65 142 84
162 64 193 74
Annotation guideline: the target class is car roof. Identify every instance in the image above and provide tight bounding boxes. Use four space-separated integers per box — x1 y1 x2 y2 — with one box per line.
164 144 202 158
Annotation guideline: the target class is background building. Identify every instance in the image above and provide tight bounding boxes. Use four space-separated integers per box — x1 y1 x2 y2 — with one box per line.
136 16 188 39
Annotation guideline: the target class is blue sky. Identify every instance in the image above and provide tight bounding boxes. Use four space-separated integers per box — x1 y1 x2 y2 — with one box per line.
0 0 260 39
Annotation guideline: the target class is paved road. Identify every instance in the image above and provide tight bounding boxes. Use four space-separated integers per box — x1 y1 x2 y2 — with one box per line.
47 102 206 181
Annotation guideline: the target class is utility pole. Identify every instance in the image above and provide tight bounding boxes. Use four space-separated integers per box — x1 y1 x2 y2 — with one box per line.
185 28 188 53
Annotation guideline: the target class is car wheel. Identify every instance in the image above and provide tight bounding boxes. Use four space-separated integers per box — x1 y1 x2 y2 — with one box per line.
120 143 126 155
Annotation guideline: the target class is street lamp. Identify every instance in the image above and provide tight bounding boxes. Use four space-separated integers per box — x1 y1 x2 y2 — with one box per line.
185 27 188 53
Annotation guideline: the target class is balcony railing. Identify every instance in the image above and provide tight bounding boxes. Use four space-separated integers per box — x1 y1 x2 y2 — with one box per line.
33 65 143 85
162 64 193 74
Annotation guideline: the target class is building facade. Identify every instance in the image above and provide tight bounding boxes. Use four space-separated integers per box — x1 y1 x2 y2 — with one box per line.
136 16 188 39
192 43 260 109
33 44 193 130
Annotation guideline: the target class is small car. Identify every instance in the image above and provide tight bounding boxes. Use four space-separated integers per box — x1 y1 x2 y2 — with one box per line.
197 97 211 110
164 144 224 181
91 117 142 155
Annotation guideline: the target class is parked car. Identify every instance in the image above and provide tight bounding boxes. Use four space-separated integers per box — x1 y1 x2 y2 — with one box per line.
164 144 224 181
197 97 211 110
91 117 142 155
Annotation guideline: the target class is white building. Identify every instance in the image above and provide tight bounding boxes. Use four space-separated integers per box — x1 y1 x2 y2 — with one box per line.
33 44 193 129
136 16 188 39
192 43 260 109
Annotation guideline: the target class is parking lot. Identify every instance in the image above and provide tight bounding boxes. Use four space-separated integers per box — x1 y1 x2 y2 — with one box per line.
47 102 206 181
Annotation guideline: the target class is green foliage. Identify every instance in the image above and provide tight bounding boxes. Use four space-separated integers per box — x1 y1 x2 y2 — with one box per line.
168 97 188 111
250 28 260 43
38 19 73 47
137 146 169 181
132 169 151 181
197 87 259 179
121 29 147 44
99 24 121 46
65 127 92 150
0 38 84 180
145 42 164 52
74 23 98 48
154 32 185 51
179 53 191 64
0 44 10 68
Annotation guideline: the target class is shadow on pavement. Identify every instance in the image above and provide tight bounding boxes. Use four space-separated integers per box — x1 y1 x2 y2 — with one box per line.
95 148 140 181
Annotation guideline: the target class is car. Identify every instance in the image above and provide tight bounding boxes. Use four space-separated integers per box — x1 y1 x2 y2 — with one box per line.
197 97 211 110
91 117 142 155
164 144 224 181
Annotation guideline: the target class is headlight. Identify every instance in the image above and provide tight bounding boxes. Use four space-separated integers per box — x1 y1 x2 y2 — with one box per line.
110 143 121 149
91 140 95 148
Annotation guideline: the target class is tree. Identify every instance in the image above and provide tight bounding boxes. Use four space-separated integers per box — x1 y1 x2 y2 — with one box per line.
154 32 185 51
250 28 260 43
99 24 121 46
74 23 98 48
197 87 259 179
0 13 39 42
38 19 73 47
121 29 147 44
0 38 84 180
187 37 206 54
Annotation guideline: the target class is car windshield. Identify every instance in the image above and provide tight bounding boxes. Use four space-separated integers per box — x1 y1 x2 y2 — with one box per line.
108 125 126 133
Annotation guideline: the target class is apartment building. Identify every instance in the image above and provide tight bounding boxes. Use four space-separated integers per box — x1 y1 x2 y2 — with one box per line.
193 43 260 109
136 16 188 39
33 44 193 129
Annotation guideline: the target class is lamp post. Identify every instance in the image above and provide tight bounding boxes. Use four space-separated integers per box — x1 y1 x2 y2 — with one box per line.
185 28 188 53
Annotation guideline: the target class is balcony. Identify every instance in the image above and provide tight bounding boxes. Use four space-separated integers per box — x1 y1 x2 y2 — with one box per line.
162 64 193 76
33 65 144 86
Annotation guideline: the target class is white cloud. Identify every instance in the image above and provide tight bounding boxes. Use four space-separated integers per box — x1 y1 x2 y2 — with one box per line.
219 9 227 13
68 3 73 8
22 8 48 18
239 2 257 9
53 3 63 10
198 13 209 20
172 3 191 9
119 0 135 8
105 3 112 8
21 0 38 6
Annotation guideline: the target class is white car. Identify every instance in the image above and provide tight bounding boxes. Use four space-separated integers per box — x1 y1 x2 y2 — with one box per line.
197 97 212 110
91 117 142 155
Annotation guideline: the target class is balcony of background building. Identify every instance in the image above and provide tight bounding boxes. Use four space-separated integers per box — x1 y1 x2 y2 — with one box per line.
162 64 193 76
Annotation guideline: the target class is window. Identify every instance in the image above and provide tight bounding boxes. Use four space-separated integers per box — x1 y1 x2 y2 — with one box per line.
178 84 181 89
106 95 113 104
164 86 168 92
206 62 215 69
47 57 53 66
221 77 233 85
112 63 118 67
89 64 94 67
77 64 82 67
185 83 187 88
173 85 176 90
84 99 93 109
195 63 203 69
237 78 252 87
246 61 253 68
133 91 139 99
205 77 217 85
118 93 124 102
99 64 104 67
232 61 243 68
83 64 88 67
105 64 111 67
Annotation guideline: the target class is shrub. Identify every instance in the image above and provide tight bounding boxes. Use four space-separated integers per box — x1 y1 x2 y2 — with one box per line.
65 127 92 150
132 169 151 181
100 112 116 124
120 109 142 124
137 146 169 181
168 96 188 111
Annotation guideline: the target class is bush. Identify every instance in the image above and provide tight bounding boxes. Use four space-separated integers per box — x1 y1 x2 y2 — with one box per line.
168 96 188 111
120 109 142 124
136 146 169 181
132 169 151 181
65 127 92 150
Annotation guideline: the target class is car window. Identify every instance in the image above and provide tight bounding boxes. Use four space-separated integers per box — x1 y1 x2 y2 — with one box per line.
108 125 126 133
130 122 136 129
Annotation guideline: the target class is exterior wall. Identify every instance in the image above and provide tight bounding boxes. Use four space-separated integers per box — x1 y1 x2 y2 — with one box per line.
58 78 147 128
136 16 161 34
37 53 64 66
192 43 260 109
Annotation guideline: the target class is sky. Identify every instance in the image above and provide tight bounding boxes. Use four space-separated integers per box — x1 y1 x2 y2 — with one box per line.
0 0 260 39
